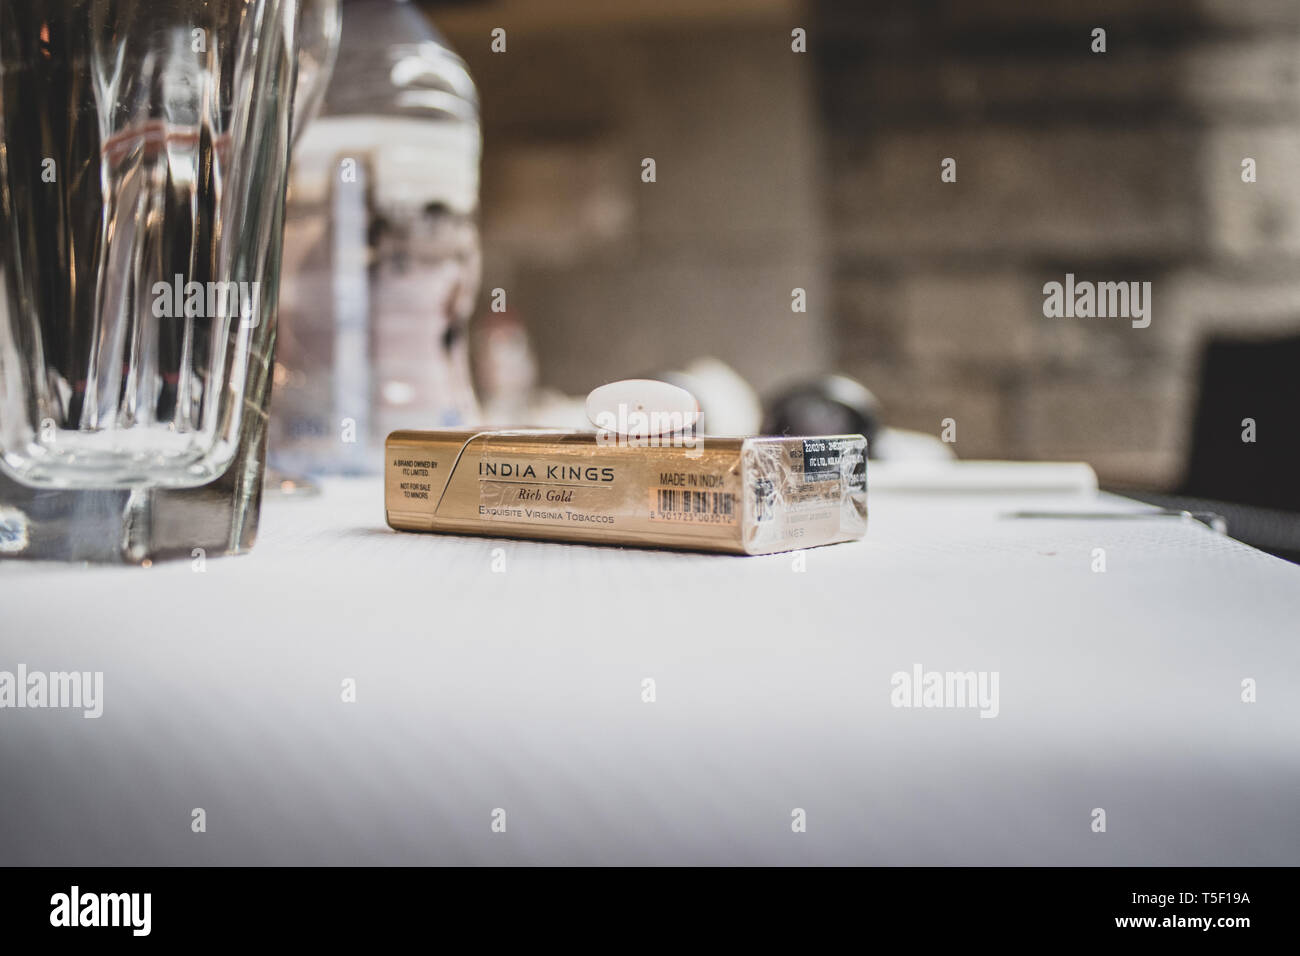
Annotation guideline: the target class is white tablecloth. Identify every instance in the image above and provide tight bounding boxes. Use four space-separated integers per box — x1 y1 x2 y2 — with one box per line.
2 479 1297 864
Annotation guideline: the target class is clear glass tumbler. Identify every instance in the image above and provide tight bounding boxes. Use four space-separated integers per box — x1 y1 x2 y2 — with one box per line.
0 0 338 562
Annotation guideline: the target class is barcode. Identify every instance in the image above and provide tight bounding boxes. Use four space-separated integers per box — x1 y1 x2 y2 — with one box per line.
655 488 736 517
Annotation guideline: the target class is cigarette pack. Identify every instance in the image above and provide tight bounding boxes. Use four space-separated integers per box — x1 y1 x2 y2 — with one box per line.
384 429 867 555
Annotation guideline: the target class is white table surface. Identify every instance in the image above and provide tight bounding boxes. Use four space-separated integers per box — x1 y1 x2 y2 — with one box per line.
2 478 1297 865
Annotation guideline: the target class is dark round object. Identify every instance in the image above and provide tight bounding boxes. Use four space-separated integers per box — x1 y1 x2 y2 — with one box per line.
762 375 883 453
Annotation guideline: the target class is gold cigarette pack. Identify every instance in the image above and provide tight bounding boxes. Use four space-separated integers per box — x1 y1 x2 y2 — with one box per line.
385 429 867 554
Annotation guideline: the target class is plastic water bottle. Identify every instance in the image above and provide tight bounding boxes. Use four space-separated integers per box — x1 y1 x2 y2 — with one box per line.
272 0 481 475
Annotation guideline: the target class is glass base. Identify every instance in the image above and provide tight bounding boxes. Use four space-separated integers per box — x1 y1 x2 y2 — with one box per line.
0 415 268 564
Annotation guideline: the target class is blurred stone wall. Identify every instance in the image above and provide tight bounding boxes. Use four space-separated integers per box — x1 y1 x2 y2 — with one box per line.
814 0 1300 486
431 0 1300 487
436 2 832 400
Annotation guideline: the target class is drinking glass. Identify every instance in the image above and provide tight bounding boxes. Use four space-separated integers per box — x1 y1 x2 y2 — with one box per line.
0 0 339 561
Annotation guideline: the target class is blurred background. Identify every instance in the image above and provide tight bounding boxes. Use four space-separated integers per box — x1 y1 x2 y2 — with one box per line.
272 0 1300 552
